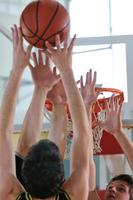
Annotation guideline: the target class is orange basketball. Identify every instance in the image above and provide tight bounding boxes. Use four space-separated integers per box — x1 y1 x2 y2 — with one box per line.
20 0 70 49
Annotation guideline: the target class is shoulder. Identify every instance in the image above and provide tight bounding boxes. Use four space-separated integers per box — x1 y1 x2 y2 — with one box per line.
62 171 89 200
0 169 23 199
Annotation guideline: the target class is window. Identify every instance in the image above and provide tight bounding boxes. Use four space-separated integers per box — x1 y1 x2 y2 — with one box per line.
69 0 129 101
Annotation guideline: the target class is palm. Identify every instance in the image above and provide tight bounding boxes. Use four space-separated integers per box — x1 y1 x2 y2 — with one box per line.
12 25 31 69
30 51 59 91
47 80 66 104
99 97 123 135
45 34 76 71
102 110 121 133
14 47 30 68
81 84 97 104
80 70 98 106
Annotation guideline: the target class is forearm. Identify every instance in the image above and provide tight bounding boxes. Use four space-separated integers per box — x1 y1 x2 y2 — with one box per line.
0 67 24 173
48 104 67 158
89 158 96 191
86 105 96 191
60 68 90 169
115 130 133 170
60 69 89 135
16 87 47 156
0 68 24 135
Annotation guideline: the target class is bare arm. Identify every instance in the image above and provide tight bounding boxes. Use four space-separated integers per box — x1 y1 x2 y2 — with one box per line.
114 131 133 170
16 87 46 157
46 35 90 199
0 25 32 174
16 51 60 157
48 104 67 158
47 77 67 158
79 69 98 192
98 96 133 170
0 25 32 197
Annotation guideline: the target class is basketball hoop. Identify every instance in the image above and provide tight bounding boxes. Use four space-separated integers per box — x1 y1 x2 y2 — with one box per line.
92 88 124 154
44 88 124 158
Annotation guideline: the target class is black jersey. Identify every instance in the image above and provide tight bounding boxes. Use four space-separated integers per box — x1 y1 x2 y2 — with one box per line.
16 189 71 200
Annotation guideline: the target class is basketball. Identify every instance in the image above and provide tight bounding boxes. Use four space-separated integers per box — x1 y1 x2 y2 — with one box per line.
20 0 70 49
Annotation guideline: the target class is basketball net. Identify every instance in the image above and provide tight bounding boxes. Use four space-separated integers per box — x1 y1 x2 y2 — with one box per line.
64 102 106 159
92 107 106 155
44 88 124 160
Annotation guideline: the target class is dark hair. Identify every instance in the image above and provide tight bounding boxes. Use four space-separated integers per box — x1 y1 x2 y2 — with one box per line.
21 139 64 199
108 174 133 200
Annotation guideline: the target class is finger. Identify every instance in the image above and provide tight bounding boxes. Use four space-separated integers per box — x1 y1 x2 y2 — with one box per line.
86 69 92 85
26 45 32 58
64 34 69 49
114 96 119 112
92 71 97 86
11 25 18 50
55 34 61 50
45 54 50 66
11 27 15 50
14 24 19 44
45 41 53 52
45 50 52 60
68 34 76 53
118 100 123 116
38 50 43 66
119 92 124 104
80 75 84 88
53 66 57 75
105 100 110 113
18 27 23 49
32 52 38 66
110 94 115 111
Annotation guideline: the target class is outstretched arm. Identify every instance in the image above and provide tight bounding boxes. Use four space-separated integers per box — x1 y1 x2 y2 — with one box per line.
0 25 32 174
79 69 98 193
16 51 59 157
46 35 90 199
98 96 133 170
0 25 32 199
47 76 67 158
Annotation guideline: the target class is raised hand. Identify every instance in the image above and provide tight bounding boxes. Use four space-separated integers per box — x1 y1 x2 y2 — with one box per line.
11 24 32 70
45 34 76 72
98 95 123 135
79 69 98 108
47 67 67 105
29 50 60 91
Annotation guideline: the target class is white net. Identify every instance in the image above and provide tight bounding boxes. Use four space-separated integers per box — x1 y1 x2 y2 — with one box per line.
64 109 107 159
92 109 106 154
44 88 123 159
43 106 107 159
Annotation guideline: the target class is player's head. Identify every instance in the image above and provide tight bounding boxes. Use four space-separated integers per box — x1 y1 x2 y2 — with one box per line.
21 139 64 198
104 174 133 200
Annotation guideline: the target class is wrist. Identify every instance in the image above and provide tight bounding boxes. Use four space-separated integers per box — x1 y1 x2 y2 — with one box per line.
10 67 24 80
114 129 125 139
34 86 49 95
54 102 67 106
59 67 73 76
85 102 93 110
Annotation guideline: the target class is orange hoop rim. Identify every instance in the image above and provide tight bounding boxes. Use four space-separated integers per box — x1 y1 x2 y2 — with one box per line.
93 87 124 113
45 87 124 114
